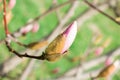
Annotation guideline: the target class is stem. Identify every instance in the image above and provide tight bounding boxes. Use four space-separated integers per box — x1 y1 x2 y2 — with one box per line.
83 0 120 25
3 0 9 35
5 40 45 60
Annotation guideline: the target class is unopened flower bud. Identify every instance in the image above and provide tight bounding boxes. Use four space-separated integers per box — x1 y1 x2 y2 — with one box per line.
20 24 33 35
105 58 113 66
62 21 77 53
31 22 39 33
93 60 120 79
43 21 77 61
8 0 16 9
94 46 104 56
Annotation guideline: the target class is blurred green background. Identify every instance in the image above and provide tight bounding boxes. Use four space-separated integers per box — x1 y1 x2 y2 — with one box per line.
0 0 120 80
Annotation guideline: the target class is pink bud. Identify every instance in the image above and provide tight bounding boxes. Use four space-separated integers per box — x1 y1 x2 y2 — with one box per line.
94 46 104 56
8 0 16 9
20 24 33 34
44 21 77 61
105 58 113 66
31 22 39 33
62 21 77 53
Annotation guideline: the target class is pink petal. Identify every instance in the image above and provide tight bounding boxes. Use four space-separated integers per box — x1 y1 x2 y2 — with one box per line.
20 24 33 34
31 22 39 33
105 58 113 66
62 21 77 53
8 0 16 9
95 46 104 56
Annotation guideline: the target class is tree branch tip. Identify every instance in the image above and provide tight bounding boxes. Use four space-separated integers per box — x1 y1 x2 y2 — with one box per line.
83 0 120 25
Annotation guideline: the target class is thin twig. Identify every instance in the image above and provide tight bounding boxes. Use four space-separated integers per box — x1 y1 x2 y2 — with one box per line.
3 0 9 35
22 0 75 27
83 0 120 25
5 40 45 60
3 0 25 52
19 60 36 80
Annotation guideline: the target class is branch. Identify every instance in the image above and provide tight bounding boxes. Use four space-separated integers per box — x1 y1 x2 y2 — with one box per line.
3 0 9 35
52 0 62 22
17 0 75 30
83 0 120 25
107 0 120 17
5 39 45 60
18 60 36 80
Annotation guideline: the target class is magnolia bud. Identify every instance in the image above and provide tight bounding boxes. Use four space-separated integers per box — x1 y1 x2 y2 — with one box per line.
94 46 104 56
94 60 120 79
8 0 16 9
28 41 48 50
105 58 113 66
20 24 33 35
62 21 77 53
43 21 77 61
31 22 39 33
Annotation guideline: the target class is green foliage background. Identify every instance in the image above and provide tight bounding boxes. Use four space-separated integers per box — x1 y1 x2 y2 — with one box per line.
0 0 120 80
